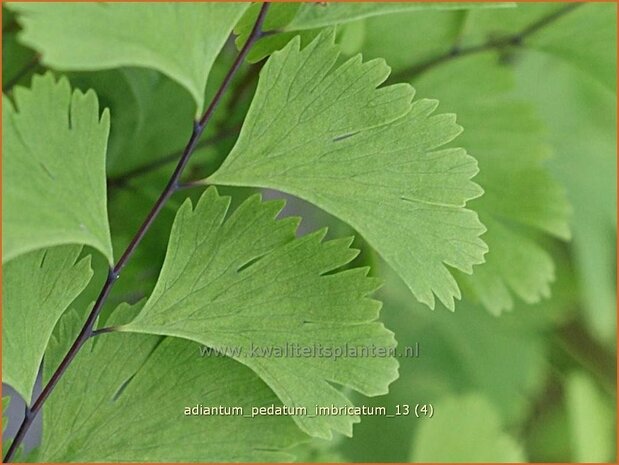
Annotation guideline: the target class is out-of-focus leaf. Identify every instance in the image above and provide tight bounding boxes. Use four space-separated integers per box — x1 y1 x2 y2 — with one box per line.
527 3 617 93
386 264 549 422
290 437 348 463
514 51 616 344
69 69 194 177
444 3 617 93
457 3 563 48
525 402 572 462
288 3 514 30
460 3 616 91
410 393 525 462
339 258 554 462
68 53 246 178
358 10 465 73
566 372 615 462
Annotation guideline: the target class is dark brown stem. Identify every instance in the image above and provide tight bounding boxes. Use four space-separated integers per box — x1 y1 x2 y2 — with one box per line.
390 3 582 82
3 4 270 462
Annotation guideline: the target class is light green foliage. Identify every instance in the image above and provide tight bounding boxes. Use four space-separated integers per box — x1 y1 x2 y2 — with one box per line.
566 372 615 462
336 21 366 56
234 3 512 63
37 305 305 462
357 10 572 314
6 3 248 113
69 57 245 180
458 3 616 90
457 3 562 48
288 3 514 30
359 10 465 73
3 73 113 264
410 394 525 462
405 299 548 424
210 30 487 311
2 246 92 403
413 53 570 314
527 3 617 93
234 3 317 64
69 68 195 177
122 187 398 439
355 2 615 321
338 255 571 462
2 3 616 463
514 23 616 344
289 437 348 463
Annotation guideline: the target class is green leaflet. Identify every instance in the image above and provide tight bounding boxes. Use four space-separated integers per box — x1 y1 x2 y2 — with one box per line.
7 3 249 114
410 394 525 462
566 373 614 462
210 30 487 311
3 73 113 264
413 53 571 314
37 305 306 462
121 187 398 439
2 246 92 403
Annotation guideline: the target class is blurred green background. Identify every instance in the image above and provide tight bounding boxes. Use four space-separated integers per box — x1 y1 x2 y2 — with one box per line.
3 2 616 462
